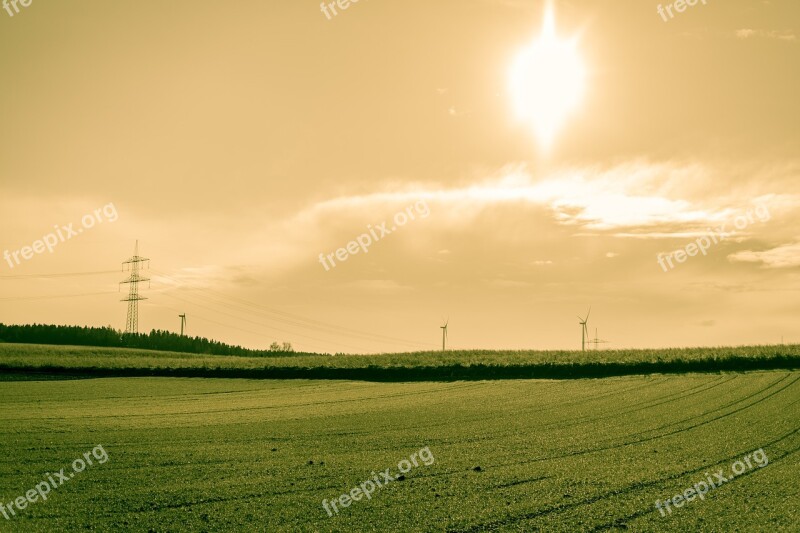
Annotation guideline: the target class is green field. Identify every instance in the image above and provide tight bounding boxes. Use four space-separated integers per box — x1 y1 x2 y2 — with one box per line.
0 371 797 531
1 343 799 380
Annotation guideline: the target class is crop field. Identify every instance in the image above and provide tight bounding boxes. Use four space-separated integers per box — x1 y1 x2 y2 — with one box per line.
1 343 799 380
0 371 797 531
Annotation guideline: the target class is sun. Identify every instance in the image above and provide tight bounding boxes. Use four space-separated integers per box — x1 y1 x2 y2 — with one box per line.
509 4 586 150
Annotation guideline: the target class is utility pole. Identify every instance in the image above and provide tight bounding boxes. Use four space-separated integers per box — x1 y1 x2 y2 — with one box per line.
179 314 186 336
120 240 150 334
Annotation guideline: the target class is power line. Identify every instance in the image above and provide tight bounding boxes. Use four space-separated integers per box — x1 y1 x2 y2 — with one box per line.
0 291 114 302
147 301 334 354
0 264 436 352
151 268 435 350
0 270 118 280
159 291 366 352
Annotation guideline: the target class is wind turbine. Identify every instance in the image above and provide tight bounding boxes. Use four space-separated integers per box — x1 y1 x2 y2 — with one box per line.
178 314 186 336
589 327 609 350
440 319 448 351
577 307 590 351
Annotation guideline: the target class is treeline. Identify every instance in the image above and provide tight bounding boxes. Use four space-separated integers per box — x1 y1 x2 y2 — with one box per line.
0 323 306 357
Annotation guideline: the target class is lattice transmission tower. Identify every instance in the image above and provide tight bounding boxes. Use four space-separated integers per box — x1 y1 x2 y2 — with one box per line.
120 240 150 334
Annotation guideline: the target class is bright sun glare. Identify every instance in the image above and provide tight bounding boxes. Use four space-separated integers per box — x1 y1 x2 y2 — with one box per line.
510 5 586 150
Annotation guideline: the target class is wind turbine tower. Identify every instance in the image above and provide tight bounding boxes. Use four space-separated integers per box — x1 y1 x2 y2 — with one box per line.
179 314 186 336
577 307 591 351
440 319 448 351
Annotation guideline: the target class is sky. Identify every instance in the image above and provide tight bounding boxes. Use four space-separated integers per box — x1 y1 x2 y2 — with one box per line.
1 0 798 353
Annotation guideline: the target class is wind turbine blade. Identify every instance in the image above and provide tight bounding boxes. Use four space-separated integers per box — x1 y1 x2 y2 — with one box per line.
585 307 591 321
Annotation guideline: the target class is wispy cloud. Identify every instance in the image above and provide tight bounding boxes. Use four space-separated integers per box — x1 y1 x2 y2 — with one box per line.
735 29 796 41
728 242 800 268
338 279 414 292
253 159 796 272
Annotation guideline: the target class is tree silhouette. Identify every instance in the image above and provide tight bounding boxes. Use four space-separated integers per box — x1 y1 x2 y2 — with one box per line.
0 323 298 357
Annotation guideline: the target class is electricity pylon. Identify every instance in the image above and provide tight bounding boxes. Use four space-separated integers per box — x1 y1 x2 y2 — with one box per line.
120 240 150 334
589 328 609 350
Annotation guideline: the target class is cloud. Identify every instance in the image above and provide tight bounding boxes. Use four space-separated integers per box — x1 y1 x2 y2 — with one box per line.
448 106 469 117
735 29 796 41
4 159 794 286
294 160 710 232
488 279 532 288
728 242 800 268
337 280 414 293
240 158 798 274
